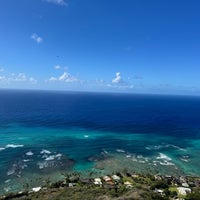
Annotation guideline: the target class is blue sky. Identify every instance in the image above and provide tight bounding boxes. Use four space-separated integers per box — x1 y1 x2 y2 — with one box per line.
0 0 200 94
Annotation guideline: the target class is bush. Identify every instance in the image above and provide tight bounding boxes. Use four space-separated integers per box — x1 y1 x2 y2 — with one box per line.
151 180 169 190
169 190 177 198
185 188 200 200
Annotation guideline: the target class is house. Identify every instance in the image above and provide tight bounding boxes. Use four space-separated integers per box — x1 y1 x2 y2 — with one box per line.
177 187 191 195
103 176 112 182
124 181 133 188
112 175 121 182
182 182 189 187
94 178 102 185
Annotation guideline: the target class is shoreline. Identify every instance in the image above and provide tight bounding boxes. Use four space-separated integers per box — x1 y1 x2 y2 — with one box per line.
1 171 200 200
1 149 199 196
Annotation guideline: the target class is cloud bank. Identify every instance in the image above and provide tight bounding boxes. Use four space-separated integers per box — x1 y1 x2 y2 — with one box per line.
0 73 37 84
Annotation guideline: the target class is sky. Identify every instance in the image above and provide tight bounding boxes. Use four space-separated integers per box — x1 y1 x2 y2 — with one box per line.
0 0 200 95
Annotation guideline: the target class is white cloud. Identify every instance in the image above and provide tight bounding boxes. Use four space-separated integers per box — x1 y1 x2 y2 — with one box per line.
112 72 122 83
49 72 79 83
49 77 57 81
53 65 68 70
109 72 134 90
29 77 37 84
44 0 68 6
15 73 27 81
54 65 61 70
0 73 37 84
0 76 6 81
0 68 4 72
31 33 43 43
58 72 78 82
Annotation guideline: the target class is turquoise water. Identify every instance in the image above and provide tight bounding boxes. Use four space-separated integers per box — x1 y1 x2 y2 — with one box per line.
1 124 200 193
1 90 200 193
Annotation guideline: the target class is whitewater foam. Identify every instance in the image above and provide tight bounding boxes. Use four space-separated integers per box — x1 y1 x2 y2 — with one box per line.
155 153 175 166
156 153 172 161
116 149 125 153
55 153 62 157
146 144 186 152
5 144 24 148
26 151 34 156
45 156 55 161
23 159 30 162
44 153 62 161
0 147 5 151
40 149 51 154
4 179 11 183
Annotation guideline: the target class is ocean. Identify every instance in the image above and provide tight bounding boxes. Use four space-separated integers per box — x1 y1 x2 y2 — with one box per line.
0 89 200 193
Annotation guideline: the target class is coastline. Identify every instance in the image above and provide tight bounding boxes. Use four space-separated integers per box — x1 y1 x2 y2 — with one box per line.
1 141 200 195
1 171 200 200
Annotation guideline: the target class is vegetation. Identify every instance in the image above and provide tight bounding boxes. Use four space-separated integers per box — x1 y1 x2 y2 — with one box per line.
1 172 200 200
185 188 200 200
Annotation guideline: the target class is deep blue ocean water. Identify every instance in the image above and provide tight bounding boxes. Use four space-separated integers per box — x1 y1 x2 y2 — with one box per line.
0 90 200 193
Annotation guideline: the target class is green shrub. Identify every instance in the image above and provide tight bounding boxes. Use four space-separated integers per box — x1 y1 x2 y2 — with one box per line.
151 180 169 190
185 188 200 200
